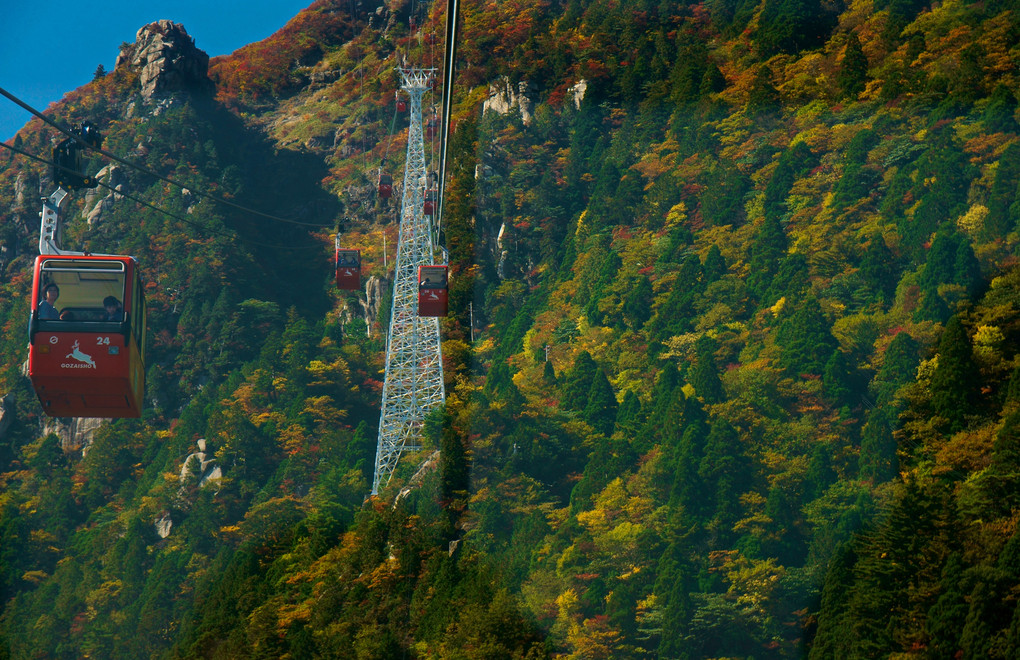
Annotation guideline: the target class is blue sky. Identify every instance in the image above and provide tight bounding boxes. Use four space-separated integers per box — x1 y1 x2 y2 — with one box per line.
0 0 313 142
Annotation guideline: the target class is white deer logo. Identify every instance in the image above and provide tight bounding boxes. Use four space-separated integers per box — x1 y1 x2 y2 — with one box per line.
65 341 95 367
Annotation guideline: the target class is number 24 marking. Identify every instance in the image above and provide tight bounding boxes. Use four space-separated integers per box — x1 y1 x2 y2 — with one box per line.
96 336 110 345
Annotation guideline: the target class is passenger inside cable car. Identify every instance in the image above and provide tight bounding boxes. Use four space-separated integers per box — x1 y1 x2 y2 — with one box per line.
335 248 362 291
29 255 146 418
417 264 448 317
103 296 124 321
38 283 60 319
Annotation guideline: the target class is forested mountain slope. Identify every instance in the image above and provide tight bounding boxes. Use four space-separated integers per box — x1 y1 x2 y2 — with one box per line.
1 0 1019 657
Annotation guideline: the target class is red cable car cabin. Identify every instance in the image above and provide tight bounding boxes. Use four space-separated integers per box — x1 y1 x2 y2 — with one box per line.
378 172 393 199
28 255 147 418
336 248 362 290
424 188 437 216
417 265 448 317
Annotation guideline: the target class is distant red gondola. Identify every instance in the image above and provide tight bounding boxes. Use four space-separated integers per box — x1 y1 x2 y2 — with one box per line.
396 92 407 113
29 255 147 418
424 188 437 216
417 265 448 317
336 248 362 291
378 172 393 198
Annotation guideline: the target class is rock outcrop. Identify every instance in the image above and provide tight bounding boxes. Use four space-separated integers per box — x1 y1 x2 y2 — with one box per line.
568 79 588 109
115 21 213 102
82 165 126 227
41 416 106 454
361 275 388 332
482 77 536 124
179 438 222 489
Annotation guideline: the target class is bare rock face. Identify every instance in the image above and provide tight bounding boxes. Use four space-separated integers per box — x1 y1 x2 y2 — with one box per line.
568 79 588 109
361 275 388 329
482 77 536 124
82 165 127 227
40 416 106 454
115 20 212 102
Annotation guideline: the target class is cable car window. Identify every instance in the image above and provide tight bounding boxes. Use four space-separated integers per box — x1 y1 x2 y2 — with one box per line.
419 266 447 288
39 259 126 322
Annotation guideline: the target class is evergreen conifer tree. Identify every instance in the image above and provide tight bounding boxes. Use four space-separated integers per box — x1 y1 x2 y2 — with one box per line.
809 542 859 658
622 276 653 329
859 234 898 304
983 83 1019 133
925 553 967 660
702 244 727 283
859 408 898 483
652 255 703 339
776 296 838 376
542 359 556 385
642 365 683 443
655 544 695 659
582 368 618 435
982 411 1020 512
764 252 810 305
561 351 600 412
698 419 748 544
822 349 856 407
747 65 780 112
616 389 642 432
838 34 869 98
805 443 837 500
689 335 724 404
952 237 981 297
985 142 1020 239
746 214 788 301
1006 364 1020 404
958 572 1011 660
871 331 921 404
915 280 951 324
930 316 980 433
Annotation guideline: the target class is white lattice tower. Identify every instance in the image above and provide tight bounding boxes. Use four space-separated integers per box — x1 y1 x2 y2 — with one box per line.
372 68 445 496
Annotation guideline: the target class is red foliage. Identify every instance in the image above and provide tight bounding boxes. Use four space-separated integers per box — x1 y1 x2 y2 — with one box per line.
210 0 356 107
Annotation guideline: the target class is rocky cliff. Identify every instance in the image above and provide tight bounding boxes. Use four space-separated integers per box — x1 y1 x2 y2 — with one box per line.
115 20 213 102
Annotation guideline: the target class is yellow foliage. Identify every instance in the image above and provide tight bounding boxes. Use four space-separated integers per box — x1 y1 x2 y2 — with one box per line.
661 332 699 361
280 423 308 456
556 588 580 622
575 209 589 236
973 324 1006 371
21 570 49 585
957 204 988 239
665 202 687 228
301 395 347 425
306 357 350 388
726 556 785 608
29 529 57 544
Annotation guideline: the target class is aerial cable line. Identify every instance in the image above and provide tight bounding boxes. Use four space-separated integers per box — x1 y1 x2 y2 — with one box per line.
0 84 325 229
0 140 323 252
435 0 460 238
